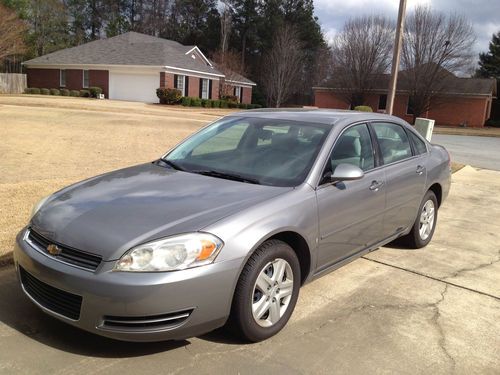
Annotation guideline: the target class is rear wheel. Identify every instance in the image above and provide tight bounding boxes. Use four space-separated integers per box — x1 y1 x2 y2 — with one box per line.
401 190 438 248
230 239 300 342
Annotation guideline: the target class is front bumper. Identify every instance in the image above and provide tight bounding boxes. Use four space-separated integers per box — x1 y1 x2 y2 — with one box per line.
13 228 242 342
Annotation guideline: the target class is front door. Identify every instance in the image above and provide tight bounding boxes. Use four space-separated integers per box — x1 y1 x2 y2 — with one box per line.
316 123 386 271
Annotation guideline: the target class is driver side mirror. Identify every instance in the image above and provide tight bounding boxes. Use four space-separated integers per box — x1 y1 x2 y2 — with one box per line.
322 163 364 184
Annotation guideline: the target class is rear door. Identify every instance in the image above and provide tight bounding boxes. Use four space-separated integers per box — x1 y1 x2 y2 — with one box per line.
316 123 385 271
370 122 427 237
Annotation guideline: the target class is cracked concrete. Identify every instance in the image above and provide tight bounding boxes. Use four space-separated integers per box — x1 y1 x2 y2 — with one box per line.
366 166 500 299
0 166 499 373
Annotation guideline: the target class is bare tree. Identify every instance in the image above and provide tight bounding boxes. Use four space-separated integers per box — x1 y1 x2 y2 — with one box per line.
0 4 27 61
212 49 249 97
401 5 476 121
262 24 304 107
219 1 233 57
330 15 394 107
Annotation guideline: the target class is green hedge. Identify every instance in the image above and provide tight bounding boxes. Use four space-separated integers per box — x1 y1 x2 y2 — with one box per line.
177 96 263 109
157 87 182 104
40 88 50 95
60 88 70 96
79 89 90 97
89 86 103 98
50 88 60 95
354 105 373 112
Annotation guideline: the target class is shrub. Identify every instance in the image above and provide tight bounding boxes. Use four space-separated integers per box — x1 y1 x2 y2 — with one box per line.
181 96 192 106
238 103 248 109
89 86 103 98
222 95 238 103
40 88 50 95
252 104 263 109
201 99 211 107
50 88 60 95
191 98 202 107
60 88 70 96
24 88 31 94
31 88 41 95
219 100 228 108
354 105 373 112
210 100 220 108
156 87 182 104
70 90 80 97
79 89 90 97
228 101 238 108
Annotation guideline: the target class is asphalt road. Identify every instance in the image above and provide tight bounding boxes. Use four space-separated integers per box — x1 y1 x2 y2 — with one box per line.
431 134 500 171
0 166 499 374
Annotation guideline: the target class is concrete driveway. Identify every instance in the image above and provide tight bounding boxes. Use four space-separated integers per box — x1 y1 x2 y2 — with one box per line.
432 134 500 171
0 166 498 374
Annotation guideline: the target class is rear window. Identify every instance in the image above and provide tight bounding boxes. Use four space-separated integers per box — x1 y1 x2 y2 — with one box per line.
408 131 428 155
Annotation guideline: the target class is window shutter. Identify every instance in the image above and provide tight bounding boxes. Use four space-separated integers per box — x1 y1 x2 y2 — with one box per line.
208 80 212 99
174 74 178 89
233 86 236 96
199 79 203 98
185 76 189 96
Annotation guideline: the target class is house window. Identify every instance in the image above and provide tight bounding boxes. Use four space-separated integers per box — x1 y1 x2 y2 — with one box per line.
406 96 415 115
60 70 66 87
234 86 241 103
201 78 209 99
378 94 387 111
176 75 186 96
83 70 89 88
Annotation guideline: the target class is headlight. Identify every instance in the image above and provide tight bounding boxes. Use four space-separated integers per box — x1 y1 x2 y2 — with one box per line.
114 233 224 272
30 195 51 220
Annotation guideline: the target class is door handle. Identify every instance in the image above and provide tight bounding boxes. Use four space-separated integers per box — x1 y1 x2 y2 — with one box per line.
416 165 425 175
369 180 384 191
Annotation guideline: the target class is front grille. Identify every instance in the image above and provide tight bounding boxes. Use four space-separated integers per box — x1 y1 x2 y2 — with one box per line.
27 229 102 271
101 309 193 331
19 267 82 320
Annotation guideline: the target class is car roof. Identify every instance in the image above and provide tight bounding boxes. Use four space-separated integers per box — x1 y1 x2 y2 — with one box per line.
228 108 408 126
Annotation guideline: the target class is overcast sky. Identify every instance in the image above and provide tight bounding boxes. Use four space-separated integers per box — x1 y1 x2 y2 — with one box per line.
314 0 500 56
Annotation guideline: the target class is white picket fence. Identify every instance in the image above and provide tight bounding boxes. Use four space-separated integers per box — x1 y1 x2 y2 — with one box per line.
0 73 27 94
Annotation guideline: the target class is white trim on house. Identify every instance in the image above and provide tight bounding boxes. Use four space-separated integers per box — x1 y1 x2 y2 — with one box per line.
225 79 256 87
164 65 224 78
184 46 213 67
164 69 221 81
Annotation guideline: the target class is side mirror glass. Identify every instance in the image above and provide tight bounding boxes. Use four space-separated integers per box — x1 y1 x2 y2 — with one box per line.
328 163 364 182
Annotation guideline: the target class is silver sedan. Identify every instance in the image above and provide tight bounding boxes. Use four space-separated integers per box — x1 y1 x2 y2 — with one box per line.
14 109 451 342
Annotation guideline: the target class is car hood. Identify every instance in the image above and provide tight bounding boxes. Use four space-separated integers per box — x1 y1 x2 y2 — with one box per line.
31 163 290 261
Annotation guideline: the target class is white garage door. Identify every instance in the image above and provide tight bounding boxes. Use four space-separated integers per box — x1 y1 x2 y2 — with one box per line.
109 72 159 103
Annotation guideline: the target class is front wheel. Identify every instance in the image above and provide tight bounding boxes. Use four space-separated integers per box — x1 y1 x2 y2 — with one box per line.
401 190 438 248
230 239 300 342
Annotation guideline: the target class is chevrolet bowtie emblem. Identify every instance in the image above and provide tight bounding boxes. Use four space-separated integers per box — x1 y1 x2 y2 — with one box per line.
47 244 62 256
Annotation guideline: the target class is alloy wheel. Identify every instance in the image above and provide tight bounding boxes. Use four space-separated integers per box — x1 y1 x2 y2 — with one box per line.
252 258 294 327
419 200 435 240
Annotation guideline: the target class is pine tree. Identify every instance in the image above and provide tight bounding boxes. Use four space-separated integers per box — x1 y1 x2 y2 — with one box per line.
477 31 500 78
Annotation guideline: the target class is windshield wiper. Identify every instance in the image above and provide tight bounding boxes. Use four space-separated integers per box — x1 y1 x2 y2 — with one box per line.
193 170 260 185
159 158 185 171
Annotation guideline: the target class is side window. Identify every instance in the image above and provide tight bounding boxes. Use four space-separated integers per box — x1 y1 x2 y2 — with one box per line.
329 124 374 172
408 131 428 155
373 122 412 164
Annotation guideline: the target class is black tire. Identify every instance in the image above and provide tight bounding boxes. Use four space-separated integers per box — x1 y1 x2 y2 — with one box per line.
401 190 438 249
229 239 301 342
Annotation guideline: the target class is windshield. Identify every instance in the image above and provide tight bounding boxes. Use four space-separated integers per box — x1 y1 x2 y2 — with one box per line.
164 116 331 187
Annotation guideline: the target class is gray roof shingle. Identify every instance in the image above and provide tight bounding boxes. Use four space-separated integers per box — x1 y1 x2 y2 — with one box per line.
24 32 224 76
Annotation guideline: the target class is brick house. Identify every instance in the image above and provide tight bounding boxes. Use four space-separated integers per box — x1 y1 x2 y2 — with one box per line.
313 71 497 127
23 32 256 103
